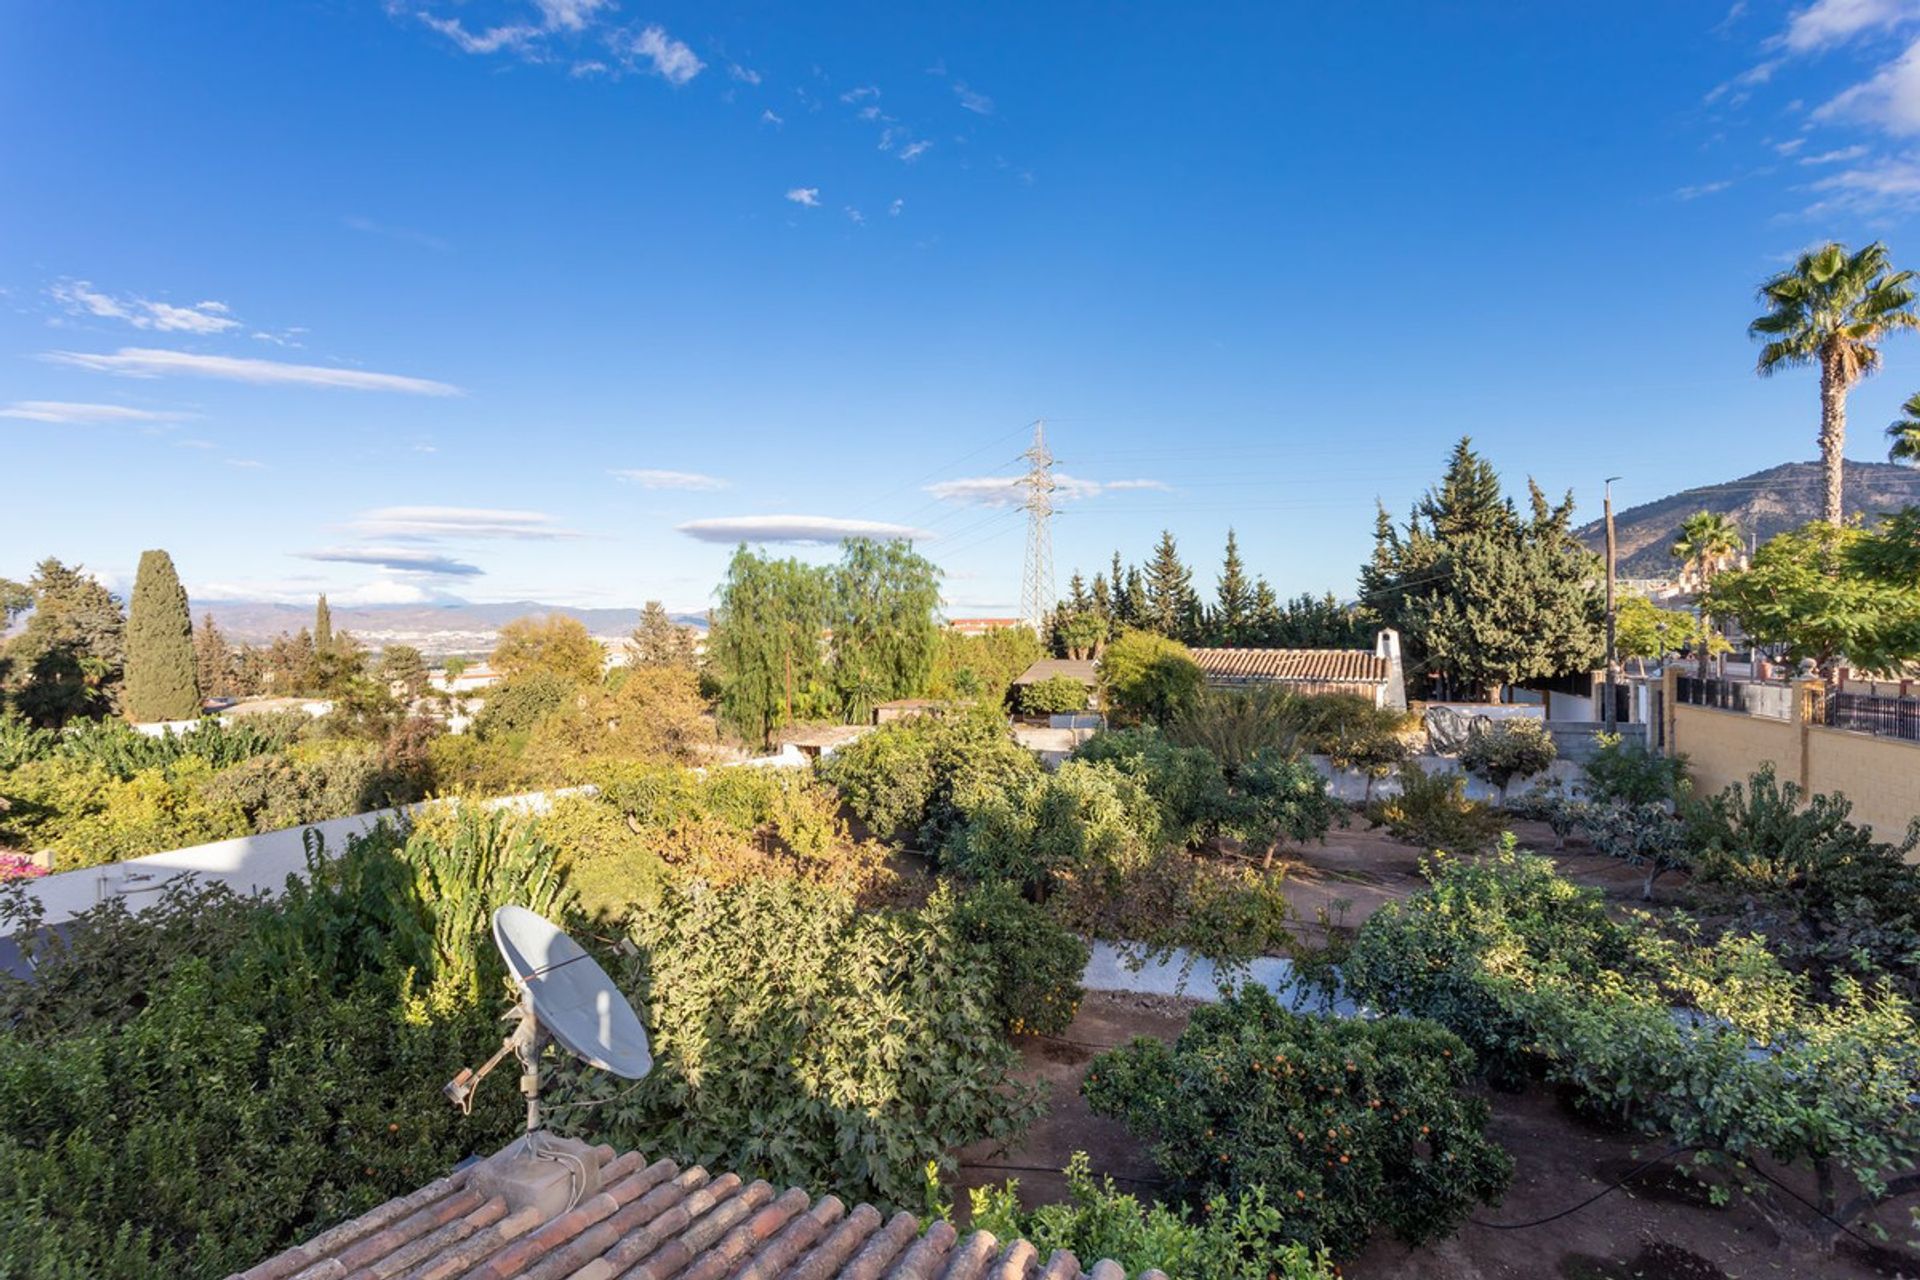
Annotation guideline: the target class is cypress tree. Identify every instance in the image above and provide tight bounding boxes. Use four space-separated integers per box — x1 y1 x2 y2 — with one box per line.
124 549 200 721
314 594 333 655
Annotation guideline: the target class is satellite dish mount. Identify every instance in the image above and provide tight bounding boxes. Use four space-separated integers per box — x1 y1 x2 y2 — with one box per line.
442 906 653 1217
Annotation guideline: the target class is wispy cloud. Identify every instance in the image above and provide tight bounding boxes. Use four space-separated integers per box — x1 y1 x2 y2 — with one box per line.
1816 35 1920 134
1780 0 1916 53
344 215 452 252
889 198 905 217
729 63 762 85
223 458 268 470
676 514 935 544
299 545 484 576
534 0 610 33
0 400 195 424
1804 151 1920 213
845 206 866 224
44 347 462 395
761 108 785 126
1675 178 1736 200
953 81 994 114
1801 142 1872 162
898 140 932 161
785 187 821 207
419 13 540 55
49 279 240 334
925 473 1170 507
630 25 703 85
349 505 582 540
610 467 730 490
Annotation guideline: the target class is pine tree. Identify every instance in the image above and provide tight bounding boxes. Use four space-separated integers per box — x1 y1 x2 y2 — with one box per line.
193 613 232 699
1250 577 1281 646
1089 572 1113 622
1211 529 1254 645
1121 566 1150 628
376 644 429 699
1065 571 1091 614
5 559 126 725
124 549 200 721
314 594 333 655
632 601 697 669
1144 530 1195 638
1420 437 1511 541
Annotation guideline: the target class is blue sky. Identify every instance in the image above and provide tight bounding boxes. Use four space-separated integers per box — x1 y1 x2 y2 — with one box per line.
8 1 1920 616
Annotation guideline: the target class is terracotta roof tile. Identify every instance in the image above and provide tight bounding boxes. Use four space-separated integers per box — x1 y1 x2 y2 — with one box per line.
1189 646 1389 686
229 1144 1162 1280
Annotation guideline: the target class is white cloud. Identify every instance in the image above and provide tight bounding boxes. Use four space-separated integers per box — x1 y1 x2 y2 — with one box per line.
889 198 905 216
1781 0 1915 52
730 63 762 85
845 206 866 224
196 576 441 607
954 81 994 114
1817 36 1920 134
49 279 241 334
676 514 936 544
1675 178 1736 199
349 505 582 540
632 25 703 85
534 0 609 33
785 187 821 206
898 140 932 161
222 458 268 470
1775 136 1808 154
761 108 784 126
925 473 1169 507
419 14 540 55
1801 142 1872 162
610 467 730 490
43 347 462 395
1805 151 1920 212
345 215 451 252
570 59 608 77
0 400 194 424
299 546 484 576
840 85 880 103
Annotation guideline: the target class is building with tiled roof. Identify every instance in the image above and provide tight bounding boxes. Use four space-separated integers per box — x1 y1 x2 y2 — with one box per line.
1010 658 1098 689
232 1141 1164 1280
1189 629 1407 710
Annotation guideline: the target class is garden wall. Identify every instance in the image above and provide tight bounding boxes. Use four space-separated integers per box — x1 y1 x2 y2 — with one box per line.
1669 702 1920 847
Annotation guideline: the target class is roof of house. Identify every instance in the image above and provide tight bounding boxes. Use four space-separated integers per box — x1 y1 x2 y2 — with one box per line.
1189 647 1389 686
1011 657 1099 686
232 1144 1164 1280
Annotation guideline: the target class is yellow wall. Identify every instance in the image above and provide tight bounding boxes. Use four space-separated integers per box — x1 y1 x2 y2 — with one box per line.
1669 702 1920 846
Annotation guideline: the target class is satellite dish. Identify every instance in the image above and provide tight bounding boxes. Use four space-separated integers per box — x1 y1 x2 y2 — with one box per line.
493 906 653 1079
445 907 651 1135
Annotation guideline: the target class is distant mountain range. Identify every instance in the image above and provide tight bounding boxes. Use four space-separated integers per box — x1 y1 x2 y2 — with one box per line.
198 600 709 656
1575 460 1920 580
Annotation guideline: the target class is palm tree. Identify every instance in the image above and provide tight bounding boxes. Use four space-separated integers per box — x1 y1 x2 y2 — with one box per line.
1671 510 1742 592
1673 510 1741 677
1890 392 1920 465
1751 241 1919 526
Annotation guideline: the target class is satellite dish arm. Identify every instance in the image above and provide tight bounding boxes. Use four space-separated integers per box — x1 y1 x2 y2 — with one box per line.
445 992 547 1132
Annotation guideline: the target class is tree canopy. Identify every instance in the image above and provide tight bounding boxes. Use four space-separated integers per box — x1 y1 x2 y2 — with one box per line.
491 614 603 686
1707 516 1920 673
4 559 126 726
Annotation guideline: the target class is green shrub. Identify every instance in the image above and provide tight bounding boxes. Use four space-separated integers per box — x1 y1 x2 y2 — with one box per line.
1582 799 1690 899
1072 727 1232 848
1017 675 1091 716
1458 718 1556 799
1343 848 1920 1237
1688 765 1920 997
535 792 672 923
0 711 55 771
969 1153 1336 1280
1582 732 1686 805
942 758 1161 893
54 713 305 780
1084 986 1511 1258
951 881 1089 1036
0 817 560 1278
6 755 250 869
1364 764 1498 852
551 879 1043 1210
471 669 577 741
819 707 1043 849
1099 630 1203 725
201 741 424 833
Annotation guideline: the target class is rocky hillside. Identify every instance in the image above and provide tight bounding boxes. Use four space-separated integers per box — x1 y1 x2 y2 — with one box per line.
1576 460 1920 579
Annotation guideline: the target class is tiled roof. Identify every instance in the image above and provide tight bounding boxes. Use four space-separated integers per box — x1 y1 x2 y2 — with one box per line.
1011 658 1098 686
231 1144 1164 1280
1189 647 1389 686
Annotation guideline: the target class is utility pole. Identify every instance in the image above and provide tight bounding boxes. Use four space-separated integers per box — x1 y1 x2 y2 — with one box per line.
1603 476 1621 733
1018 420 1057 634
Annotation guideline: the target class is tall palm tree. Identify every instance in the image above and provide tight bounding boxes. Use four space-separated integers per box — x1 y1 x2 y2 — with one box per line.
1751 241 1919 526
1891 392 1920 465
1673 510 1741 676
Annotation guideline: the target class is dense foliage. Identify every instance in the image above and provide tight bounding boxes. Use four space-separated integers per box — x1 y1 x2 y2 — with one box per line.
951 880 1090 1036
551 879 1042 1210
818 708 1043 849
1345 847 1920 1234
1098 629 1203 724
1457 718 1556 798
1017 674 1091 716
1364 764 1498 852
1707 516 1920 672
1084 986 1512 1258
970 1154 1336 1280
0 813 559 1278
122 549 200 723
